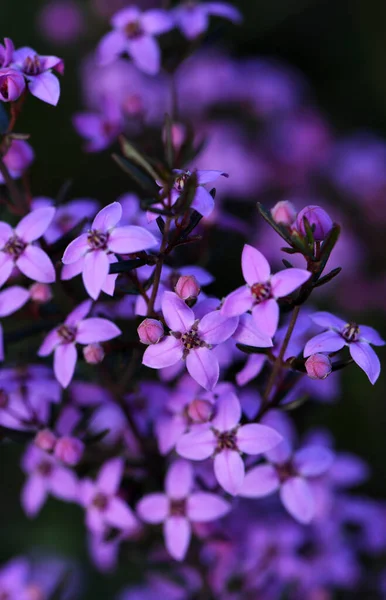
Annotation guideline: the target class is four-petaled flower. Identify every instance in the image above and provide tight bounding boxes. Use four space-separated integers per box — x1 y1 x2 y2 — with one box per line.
12 46 64 106
176 391 282 495
62 201 158 300
142 291 240 390
136 459 231 560
172 1 242 40
221 244 311 337
304 312 385 384
38 300 121 388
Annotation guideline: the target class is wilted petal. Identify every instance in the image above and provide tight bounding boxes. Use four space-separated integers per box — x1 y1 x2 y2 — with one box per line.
233 313 272 347
38 328 61 356
92 202 122 232
108 225 157 253
359 325 385 347
105 497 137 531
349 342 381 385
294 446 334 477
165 460 193 499
49 466 78 501
137 493 168 524
199 310 238 344
211 391 241 431
176 428 216 460
214 449 244 495
192 186 214 217
280 477 315 524
82 250 109 300
303 331 345 357
28 72 60 106
164 516 191 561
186 347 219 390
143 335 183 369
76 318 121 344
221 285 252 317
21 475 47 517
62 234 89 264
65 299 92 326
16 206 55 242
241 244 271 285
128 35 160 75
162 291 195 333
310 311 346 331
54 343 77 388
17 245 56 283
98 457 123 494
239 464 279 498
252 298 279 338
187 492 231 522
270 268 311 299
0 285 30 317
237 424 283 455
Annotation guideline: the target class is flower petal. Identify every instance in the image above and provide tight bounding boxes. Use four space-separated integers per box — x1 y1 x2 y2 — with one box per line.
108 225 157 253
141 9 174 34
359 325 385 347
196 170 226 184
165 460 193 500
310 311 346 331
0 254 13 287
98 458 123 494
214 449 244 495
128 35 160 75
137 493 169 524
237 424 283 455
205 2 242 22
164 516 191 561
143 335 183 369
62 234 89 264
270 268 311 299
303 331 345 357
192 186 214 217
162 291 195 333
349 342 381 385
16 206 55 242
92 202 122 232
176 428 216 460
221 285 252 318
21 475 47 517
0 222 13 246
38 328 61 356
233 313 272 347
198 310 238 344
105 497 137 531
76 318 121 344
187 492 231 522
82 250 109 300
97 30 127 65
186 347 219 390
0 285 30 317
241 244 271 286
280 477 315 524
239 464 279 498
65 300 92 326
54 343 77 388
252 298 279 338
17 245 56 283
294 446 334 477
211 391 241 432
49 466 78 501
236 354 266 387
28 72 60 106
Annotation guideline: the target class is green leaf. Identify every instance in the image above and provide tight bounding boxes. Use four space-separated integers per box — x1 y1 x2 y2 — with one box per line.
0 104 9 135
257 202 294 244
280 394 309 411
236 343 270 355
282 259 293 268
109 258 148 274
112 154 160 196
313 266 342 288
120 136 160 181
318 224 341 271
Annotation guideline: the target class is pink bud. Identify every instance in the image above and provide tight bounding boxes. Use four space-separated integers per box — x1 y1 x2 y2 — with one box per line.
305 353 332 380
25 584 45 600
54 436 84 465
29 283 53 304
187 398 214 423
162 122 186 152
0 68 25 102
138 318 164 345
271 200 297 225
35 429 57 452
83 343 105 364
295 205 333 241
175 275 201 301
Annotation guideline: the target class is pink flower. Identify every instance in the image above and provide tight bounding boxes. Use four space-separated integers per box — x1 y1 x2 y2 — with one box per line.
38 300 121 388
79 458 137 534
172 2 242 40
176 391 282 495
0 140 34 183
221 244 311 337
61 201 158 300
12 46 64 106
0 68 25 102
142 291 239 390
136 460 231 561
98 7 174 75
0 207 56 287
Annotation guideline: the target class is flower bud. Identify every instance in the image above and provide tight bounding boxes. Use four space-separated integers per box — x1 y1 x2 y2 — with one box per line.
271 200 296 226
83 343 105 364
295 205 333 241
305 353 332 380
35 429 57 452
187 398 214 423
26 584 45 600
138 318 164 345
175 275 201 301
0 68 25 102
54 436 84 466
162 122 186 152
29 283 53 304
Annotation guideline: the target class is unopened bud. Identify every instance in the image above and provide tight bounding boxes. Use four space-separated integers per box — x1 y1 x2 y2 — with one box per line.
175 275 201 301
305 353 332 380
29 283 53 304
187 398 214 423
26 584 45 600
162 122 186 152
54 436 84 466
271 200 297 226
83 343 105 364
138 318 164 345
295 205 333 241
35 429 57 452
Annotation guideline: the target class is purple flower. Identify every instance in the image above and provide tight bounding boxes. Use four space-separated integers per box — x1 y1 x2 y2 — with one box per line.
21 445 78 517
12 46 64 106
137 460 231 560
0 206 56 287
0 38 14 68
0 558 30 600
0 286 31 360
221 244 311 337
240 440 334 524
38 300 121 387
62 201 157 300
172 2 242 40
98 7 174 75
0 68 25 102
176 391 282 495
73 97 123 152
142 291 239 390
0 140 34 183
79 458 137 534
304 312 385 384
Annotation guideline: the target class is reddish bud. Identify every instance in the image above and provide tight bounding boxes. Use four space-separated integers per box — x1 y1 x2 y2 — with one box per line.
175 275 201 301
295 205 333 241
0 68 25 102
29 283 53 304
271 200 297 226
305 353 332 380
162 122 186 152
54 436 84 466
35 429 57 452
187 398 214 423
138 318 164 345
83 343 105 364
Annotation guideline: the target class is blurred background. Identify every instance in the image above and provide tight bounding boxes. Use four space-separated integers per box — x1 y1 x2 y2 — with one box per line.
1 0 386 597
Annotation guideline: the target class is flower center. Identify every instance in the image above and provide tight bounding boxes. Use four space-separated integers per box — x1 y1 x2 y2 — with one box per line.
170 498 186 517
37 460 53 477
275 461 297 483
341 322 360 343
251 281 272 303
3 235 26 259
23 54 42 76
214 429 238 452
87 229 109 250
174 171 191 192
57 324 77 343
125 20 144 39
92 492 109 511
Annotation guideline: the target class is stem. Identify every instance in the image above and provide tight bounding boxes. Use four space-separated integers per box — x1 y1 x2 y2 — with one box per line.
0 155 29 215
147 217 171 316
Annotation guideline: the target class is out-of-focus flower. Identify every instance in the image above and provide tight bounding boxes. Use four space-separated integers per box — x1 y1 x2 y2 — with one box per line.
0 140 34 183
295 205 333 241
54 436 84 465
37 0 85 45
12 46 64 106
0 38 14 68
271 200 297 226
138 318 164 345
29 282 52 303
305 353 332 380
0 68 25 102
172 1 242 40
73 96 123 152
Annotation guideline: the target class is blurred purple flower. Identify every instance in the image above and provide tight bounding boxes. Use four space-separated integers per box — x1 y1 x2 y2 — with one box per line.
0 140 34 183
37 0 85 45
172 1 242 40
